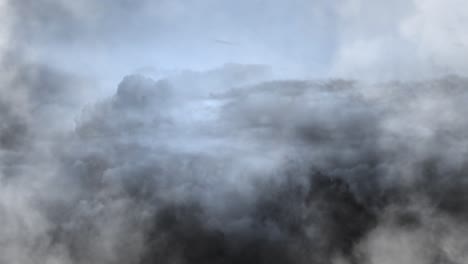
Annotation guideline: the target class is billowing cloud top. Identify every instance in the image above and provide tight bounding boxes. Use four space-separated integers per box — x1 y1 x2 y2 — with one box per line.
1 1 468 264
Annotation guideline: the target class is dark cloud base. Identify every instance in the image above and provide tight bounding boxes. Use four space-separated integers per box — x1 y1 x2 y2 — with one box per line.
2 63 468 263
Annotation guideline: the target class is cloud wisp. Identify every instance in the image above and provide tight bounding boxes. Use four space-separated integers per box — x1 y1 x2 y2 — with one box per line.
1 1 468 264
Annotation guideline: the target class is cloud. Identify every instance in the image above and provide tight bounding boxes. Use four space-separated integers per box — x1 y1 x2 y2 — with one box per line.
1 1 468 263
2 65 468 263
330 0 468 79
4 0 468 81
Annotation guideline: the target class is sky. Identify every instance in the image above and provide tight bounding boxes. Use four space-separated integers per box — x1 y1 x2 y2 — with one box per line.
2 0 468 90
2 1 468 264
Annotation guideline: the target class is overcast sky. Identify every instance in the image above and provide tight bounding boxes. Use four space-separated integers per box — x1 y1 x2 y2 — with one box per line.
2 2 468 264
1 0 467 91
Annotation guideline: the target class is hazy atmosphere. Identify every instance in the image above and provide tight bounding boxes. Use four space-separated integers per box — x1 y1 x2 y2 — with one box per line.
1 0 468 263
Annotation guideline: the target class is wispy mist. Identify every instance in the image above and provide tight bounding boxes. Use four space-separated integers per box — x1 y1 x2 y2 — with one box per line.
1 1 468 264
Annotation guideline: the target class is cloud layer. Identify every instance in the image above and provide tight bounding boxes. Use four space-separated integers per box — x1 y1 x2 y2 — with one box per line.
2 65 468 263
1 1 468 264
3 0 468 80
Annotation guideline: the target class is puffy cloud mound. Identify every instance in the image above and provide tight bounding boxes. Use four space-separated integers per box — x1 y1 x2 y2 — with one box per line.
2 0 468 263
2 63 468 263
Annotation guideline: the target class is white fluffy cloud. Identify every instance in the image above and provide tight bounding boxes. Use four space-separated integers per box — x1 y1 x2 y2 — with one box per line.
331 0 468 79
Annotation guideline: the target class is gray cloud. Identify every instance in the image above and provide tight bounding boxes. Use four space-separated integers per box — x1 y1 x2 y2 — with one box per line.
3 66 468 263
1 1 468 264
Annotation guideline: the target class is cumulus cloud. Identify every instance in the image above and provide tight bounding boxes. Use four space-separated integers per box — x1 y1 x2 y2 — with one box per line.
3 66 468 263
331 0 468 79
1 1 468 264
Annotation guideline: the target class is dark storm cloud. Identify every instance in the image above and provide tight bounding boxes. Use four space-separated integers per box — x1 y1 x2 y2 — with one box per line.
2 0 468 264
0 56 92 263
3 68 466 264
0 54 87 170
3 48 468 264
